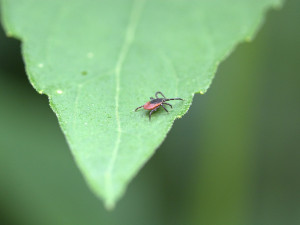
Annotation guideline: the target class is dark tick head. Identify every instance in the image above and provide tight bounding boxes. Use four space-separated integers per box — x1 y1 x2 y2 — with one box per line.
150 98 164 104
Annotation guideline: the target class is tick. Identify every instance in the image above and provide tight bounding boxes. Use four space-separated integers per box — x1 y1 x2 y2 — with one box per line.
135 91 183 120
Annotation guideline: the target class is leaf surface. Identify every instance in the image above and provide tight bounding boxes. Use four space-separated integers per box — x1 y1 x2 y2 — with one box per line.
1 0 282 208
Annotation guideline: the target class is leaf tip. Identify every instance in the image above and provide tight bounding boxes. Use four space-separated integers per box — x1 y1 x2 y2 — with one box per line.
105 199 116 211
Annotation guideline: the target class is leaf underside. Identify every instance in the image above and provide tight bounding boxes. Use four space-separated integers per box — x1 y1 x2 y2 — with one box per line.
1 0 282 208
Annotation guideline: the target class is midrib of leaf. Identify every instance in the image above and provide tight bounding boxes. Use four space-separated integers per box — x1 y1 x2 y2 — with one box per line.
104 0 146 209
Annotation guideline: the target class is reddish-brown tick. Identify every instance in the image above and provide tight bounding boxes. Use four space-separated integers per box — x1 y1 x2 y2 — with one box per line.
135 91 183 120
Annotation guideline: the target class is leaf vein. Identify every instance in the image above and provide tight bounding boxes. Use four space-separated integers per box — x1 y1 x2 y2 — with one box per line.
104 0 146 208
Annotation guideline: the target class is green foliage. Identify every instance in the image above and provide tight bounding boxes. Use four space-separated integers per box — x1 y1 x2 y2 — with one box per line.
1 0 282 208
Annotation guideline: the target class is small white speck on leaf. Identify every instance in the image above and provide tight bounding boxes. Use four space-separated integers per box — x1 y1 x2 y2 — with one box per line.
87 52 94 58
56 90 63 94
38 63 44 68
84 122 88 125
38 90 44 94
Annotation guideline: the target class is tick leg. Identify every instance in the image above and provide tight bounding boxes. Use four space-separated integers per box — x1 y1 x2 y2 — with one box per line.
165 98 183 101
161 104 169 113
163 102 172 108
149 108 158 121
155 91 166 99
135 105 144 111
150 97 154 100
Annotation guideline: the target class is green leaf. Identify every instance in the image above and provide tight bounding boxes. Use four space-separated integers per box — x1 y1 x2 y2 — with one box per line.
1 0 282 208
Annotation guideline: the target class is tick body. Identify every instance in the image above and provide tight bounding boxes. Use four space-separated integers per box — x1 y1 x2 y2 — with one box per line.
135 91 183 120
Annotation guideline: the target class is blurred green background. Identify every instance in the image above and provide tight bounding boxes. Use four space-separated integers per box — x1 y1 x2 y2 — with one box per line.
0 0 299 224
